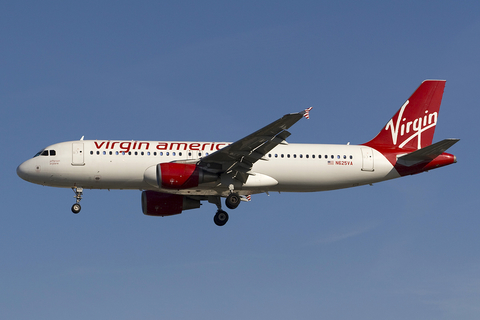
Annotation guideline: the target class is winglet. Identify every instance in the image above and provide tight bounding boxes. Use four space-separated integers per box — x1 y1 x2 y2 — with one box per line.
303 107 313 119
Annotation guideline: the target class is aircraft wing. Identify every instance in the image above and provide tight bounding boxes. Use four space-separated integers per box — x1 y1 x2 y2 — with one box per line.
197 109 310 184
396 138 460 166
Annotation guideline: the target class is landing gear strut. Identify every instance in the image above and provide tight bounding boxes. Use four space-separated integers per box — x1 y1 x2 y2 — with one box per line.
71 187 83 214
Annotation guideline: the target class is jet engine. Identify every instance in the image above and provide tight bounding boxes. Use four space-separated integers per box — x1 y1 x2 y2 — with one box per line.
141 191 201 216
144 163 218 189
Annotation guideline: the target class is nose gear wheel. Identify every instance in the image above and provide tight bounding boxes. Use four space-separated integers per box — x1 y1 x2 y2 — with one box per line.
71 187 83 214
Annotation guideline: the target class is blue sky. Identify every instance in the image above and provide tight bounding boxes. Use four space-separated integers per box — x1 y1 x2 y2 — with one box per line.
2 1 479 319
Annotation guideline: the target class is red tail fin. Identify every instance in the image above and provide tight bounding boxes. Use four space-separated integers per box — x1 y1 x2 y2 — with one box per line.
364 80 446 150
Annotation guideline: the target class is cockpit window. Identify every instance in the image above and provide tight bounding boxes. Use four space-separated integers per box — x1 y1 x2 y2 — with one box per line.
34 149 55 157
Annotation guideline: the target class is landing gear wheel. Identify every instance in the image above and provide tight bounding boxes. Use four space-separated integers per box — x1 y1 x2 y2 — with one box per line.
214 210 229 226
71 203 81 214
71 187 83 214
225 193 240 210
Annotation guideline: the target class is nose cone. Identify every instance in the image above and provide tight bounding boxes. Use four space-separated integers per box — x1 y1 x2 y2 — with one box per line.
17 160 35 182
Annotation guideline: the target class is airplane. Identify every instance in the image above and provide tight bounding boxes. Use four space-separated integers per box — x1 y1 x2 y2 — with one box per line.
17 80 459 226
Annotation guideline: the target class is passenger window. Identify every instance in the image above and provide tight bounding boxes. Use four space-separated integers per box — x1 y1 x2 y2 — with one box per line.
350 155 353 159
109 151 112 155
97 151 100 155
306 154 309 158
90 151 93 155
337 155 340 159
299 154 303 158
141 152 144 156
287 154 290 158
331 155 334 159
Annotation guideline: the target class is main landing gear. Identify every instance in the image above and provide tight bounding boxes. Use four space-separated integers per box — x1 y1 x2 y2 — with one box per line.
210 196 230 227
214 210 229 226
210 186 242 226
71 187 83 214
225 193 240 210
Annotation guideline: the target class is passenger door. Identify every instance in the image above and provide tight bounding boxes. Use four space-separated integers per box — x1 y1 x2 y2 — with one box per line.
361 147 374 172
72 142 85 166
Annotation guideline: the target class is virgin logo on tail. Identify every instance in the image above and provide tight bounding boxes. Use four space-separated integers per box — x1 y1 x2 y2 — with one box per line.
364 80 445 151
385 100 438 149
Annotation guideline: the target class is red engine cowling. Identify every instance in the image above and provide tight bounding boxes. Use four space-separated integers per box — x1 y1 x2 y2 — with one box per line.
144 163 218 189
158 163 199 189
156 163 218 189
141 191 201 216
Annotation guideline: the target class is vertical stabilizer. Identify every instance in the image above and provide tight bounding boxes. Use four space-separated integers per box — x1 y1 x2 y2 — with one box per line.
364 80 446 150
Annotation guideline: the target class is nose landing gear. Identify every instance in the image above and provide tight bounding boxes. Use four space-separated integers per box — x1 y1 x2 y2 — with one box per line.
71 187 83 214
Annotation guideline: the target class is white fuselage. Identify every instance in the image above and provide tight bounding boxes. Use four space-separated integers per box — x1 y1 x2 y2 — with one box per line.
17 140 400 196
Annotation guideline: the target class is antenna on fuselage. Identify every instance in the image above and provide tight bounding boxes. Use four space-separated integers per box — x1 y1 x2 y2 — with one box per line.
80 136 84 140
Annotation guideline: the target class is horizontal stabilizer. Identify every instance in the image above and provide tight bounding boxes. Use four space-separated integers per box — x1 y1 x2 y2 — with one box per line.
396 138 459 166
